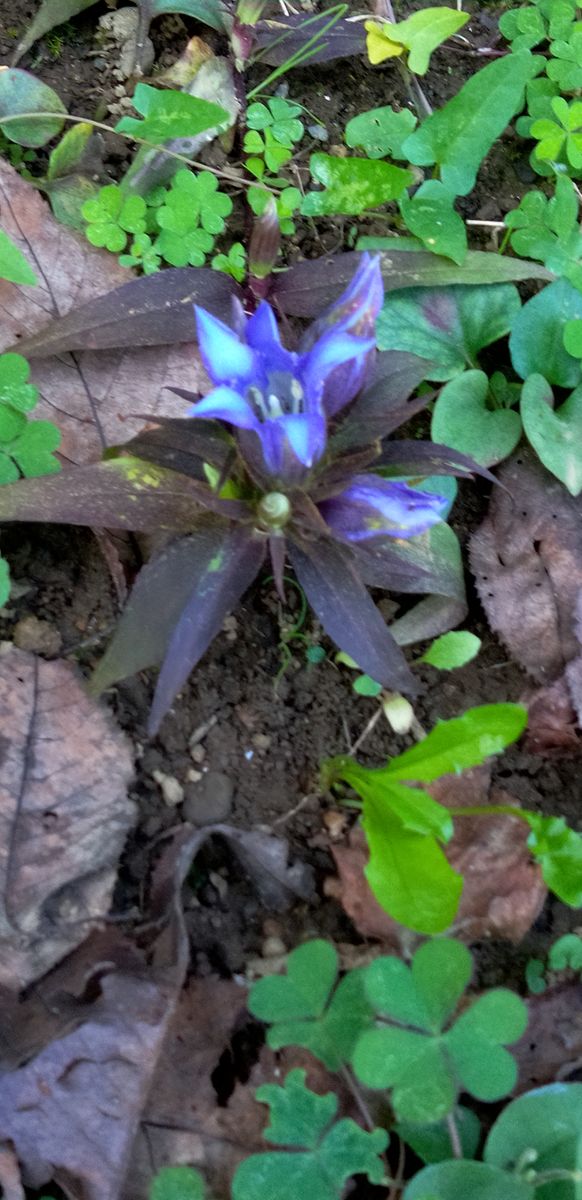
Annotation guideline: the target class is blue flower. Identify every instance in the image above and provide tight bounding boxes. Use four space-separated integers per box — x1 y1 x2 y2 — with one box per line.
319 474 448 541
188 254 381 480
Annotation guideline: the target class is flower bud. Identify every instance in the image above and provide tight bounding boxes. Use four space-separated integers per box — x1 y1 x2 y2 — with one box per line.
257 491 291 530
382 692 415 735
249 195 280 285
232 0 267 64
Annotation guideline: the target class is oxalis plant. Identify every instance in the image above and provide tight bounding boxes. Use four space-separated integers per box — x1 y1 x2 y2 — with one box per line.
0 254 484 734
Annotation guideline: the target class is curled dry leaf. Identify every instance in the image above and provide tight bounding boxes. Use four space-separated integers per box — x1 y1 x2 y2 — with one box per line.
329 768 545 947
0 646 135 989
0 161 209 464
470 450 582 682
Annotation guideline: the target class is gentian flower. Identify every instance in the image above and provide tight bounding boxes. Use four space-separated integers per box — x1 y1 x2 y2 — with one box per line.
318 475 448 541
188 253 381 481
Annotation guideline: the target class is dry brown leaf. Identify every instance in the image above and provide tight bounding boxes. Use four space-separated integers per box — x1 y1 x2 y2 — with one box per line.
522 677 581 755
0 646 135 989
329 769 546 947
0 161 206 465
470 450 582 681
515 982 582 1093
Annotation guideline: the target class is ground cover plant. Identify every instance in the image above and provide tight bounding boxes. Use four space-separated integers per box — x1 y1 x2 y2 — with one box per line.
2 1 582 1198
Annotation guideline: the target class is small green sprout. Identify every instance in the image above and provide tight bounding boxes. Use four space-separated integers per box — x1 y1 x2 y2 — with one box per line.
118 232 162 275
244 97 304 177
211 241 246 282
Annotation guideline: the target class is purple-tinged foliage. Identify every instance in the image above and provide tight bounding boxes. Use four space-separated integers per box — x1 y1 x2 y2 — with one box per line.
0 254 488 734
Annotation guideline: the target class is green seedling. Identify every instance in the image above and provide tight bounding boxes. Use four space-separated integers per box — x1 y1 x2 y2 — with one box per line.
531 96 582 171
244 97 304 178
118 233 162 275
526 932 582 993
82 186 147 253
211 241 246 282
248 184 302 236
232 1069 388 1200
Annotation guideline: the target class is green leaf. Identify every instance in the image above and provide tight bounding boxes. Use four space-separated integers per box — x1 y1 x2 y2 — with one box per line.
521 373 582 495
525 813 582 906
402 51 542 195
12 0 100 63
0 557 10 608
446 991 527 1099
114 84 228 145
354 1024 457 1123
381 8 469 75
150 1166 206 1200
376 284 521 381
366 940 472 1032
0 230 37 287
396 1106 481 1164
249 943 374 1070
0 68 66 147
432 370 522 466
355 239 553 288
400 181 467 265
510 278 582 387
419 631 481 670
8 421 61 478
0 353 38 412
485 1082 582 1199
548 933 582 971
135 0 228 35
564 319 582 357
47 121 93 180
404 1160 534 1199
345 105 417 159
232 1070 388 1200
353 674 382 696
301 153 413 217
384 704 528 783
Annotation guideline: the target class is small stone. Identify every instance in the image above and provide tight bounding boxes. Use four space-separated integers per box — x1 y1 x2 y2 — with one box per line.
209 869 228 900
252 733 271 753
223 614 238 642
323 809 348 840
262 935 287 958
308 123 328 141
186 768 203 783
182 770 234 826
190 744 206 764
152 770 184 808
13 615 62 657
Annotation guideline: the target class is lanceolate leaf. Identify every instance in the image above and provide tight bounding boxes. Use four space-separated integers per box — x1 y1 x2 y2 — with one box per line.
12 268 241 358
376 439 497 481
331 352 433 450
386 704 528 782
289 535 417 697
109 416 232 478
148 525 266 733
12 0 99 65
255 12 366 64
0 457 221 531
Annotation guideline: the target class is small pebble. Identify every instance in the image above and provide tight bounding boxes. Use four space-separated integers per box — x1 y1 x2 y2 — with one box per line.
190 744 206 764
308 123 328 141
13 615 62 657
182 770 234 826
186 768 203 783
262 935 287 958
252 733 271 753
152 770 184 808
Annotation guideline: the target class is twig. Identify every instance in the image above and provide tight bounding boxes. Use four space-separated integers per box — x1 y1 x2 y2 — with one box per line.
349 706 383 756
446 1111 463 1158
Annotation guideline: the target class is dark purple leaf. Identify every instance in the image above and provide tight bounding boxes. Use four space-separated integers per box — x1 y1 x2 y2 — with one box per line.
331 352 433 452
91 516 234 693
354 525 465 599
255 12 365 64
149 525 266 733
269 535 286 602
288 534 417 695
109 417 232 478
11 268 241 358
376 440 497 482
0 458 234 532
311 446 380 500
272 251 553 318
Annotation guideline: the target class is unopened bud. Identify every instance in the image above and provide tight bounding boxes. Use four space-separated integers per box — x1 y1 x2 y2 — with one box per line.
236 0 267 23
232 0 267 64
382 692 415 735
257 491 291 530
249 195 280 282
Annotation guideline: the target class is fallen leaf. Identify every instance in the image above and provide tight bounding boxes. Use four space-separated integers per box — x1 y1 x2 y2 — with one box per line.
329 769 545 946
514 982 582 1093
470 450 582 681
522 677 581 755
0 162 212 465
0 646 135 989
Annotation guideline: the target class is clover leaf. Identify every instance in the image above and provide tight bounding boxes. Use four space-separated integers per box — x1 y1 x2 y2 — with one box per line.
82 184 147 253
352 940 527 1125
547 28 582 91
0 353 38 412
505 176 582 287
150 1166 206 1200
245 98 304 175
232 1070 388 1200
212 242 246 282
119 232 162 275
247 939 373 1069
531 96 582 171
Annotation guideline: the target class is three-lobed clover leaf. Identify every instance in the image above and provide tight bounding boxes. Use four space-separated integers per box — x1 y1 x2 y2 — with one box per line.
82 184 147 253
505 176 582 287
231 1069 388 1200
119 232 162 275
245 98 304 175
211 241 246 282
248 939 373 1070
352 939 528 1125
153 169 232 267
547 28 582 91
531 96 582 171
0 352 38 412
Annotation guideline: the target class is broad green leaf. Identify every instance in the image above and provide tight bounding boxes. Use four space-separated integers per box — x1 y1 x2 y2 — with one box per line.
0 68 66 147
521 373 582 495
12 0 99 64
115 84 228 145
47 121 93 180
524 813 582 906
510 279 582 387
345 105 417 160
485 1083 582 1200
0 230 37 286
419 631 481 670
376 284 521 382
370 8 469 75
400 181 467 264
384 704 528 783
150 1165 206 1200
232 1070 388 1200
404 1160 534 1199
354 1025 457 1122
431 370 522 465
136 0 228 33
301 153 412 217
363 800 462 932
402 51 542 195
396 1106 481 1164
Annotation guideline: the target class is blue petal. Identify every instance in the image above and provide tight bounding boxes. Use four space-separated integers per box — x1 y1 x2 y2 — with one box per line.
300 330 375 402
319 474 448 541
283 412 327 468
300 253 384 352
188 385 259 430
246 302 296 374
195 306 256 387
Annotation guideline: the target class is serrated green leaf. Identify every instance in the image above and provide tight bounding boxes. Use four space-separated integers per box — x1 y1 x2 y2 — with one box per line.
0 68 66 147
0 230 37 287
431 370 522 466
345 105 417 159
400 180 467 264
115 84 227 145
521 373 582 495
302 153 413 217
384 704 528 783
419 631 481 670
259 1069 337 1148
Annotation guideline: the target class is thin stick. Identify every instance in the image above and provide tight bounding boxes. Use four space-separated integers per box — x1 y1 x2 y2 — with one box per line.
349 706 383 756
446 1111 463 1159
